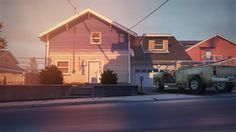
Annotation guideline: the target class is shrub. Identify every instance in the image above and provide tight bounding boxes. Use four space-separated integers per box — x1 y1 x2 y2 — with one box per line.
39 65 63 84
100 69 118 84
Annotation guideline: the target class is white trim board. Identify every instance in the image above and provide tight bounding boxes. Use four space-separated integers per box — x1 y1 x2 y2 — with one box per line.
39 8 137 39
55 60 71 75
87 60 103 83
186 34 236 52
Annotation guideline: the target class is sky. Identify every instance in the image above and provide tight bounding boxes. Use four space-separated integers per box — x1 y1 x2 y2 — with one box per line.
0 0 235 59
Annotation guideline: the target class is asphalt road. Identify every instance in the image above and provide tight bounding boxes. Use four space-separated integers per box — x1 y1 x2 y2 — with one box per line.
1 96 236 132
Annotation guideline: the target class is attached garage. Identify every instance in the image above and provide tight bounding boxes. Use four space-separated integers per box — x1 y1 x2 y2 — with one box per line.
133 69 158 88
131 34 192 91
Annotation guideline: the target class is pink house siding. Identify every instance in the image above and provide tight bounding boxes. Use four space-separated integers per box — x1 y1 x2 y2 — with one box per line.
39 9 136 84
49 14 128 53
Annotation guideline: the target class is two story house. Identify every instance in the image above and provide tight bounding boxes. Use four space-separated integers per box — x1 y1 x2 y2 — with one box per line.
131 34 191 87
185 34 236 63
39 9 192 86
39 8 136 84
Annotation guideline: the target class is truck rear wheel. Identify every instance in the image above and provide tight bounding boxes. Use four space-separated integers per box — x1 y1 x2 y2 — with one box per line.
155 79 164 92
189 76 205 95
215 82 233 93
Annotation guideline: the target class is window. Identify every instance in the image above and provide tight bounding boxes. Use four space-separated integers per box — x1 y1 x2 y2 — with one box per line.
154 39 164 50
205 50 212 59
153 69 159 72
90 32 101 44
141 69 147 73
57 60 70 74
148 39 169 52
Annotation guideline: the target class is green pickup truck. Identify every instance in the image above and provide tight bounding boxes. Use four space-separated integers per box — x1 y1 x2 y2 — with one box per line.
153 65 236 94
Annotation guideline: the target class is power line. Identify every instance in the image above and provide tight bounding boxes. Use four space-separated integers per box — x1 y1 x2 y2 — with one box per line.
66 0 77 15
129 0 169 30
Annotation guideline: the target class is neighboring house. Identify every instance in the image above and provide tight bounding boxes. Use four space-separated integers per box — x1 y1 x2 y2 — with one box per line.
186 34 236 63
179 40 201 49
0 50 25 85
39 8 136 84
131 34 191 87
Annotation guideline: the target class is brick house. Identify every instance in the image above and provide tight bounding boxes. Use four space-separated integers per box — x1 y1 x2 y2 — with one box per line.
131 34 191 87
185 34 236 63
39 8 136 84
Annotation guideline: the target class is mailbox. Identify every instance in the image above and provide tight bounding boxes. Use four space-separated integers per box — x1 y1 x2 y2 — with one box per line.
140 76 143 81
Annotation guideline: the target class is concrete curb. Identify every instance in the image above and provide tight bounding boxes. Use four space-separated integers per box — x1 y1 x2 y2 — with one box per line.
1 92 236 109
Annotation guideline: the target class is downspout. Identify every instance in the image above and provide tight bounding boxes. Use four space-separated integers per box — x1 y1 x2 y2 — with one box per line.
44 42 47 68
72 26 76 73
128 34 131 84
46 41 50 66
46 35 49 67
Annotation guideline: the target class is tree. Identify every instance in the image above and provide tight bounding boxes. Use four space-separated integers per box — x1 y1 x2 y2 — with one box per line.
39 65 64 84
100 69 118 84
27 57 38 73
0 22 7 50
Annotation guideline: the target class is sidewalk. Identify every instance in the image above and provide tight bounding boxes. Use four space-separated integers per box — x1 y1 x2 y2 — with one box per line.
1 91 236 109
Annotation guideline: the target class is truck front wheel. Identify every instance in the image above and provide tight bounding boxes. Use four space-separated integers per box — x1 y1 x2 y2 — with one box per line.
189 76 205 94
155 79 164 92
214 82 232 93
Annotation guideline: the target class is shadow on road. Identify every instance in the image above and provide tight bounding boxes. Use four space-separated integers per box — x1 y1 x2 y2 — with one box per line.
144 87 235 96
159 89 219 95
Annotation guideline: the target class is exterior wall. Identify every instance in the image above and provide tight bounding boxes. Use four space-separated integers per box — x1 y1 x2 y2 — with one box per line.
47 13 130 84
49 14 128 53
0 73 24 85
49 52 129 83
187 36 236 62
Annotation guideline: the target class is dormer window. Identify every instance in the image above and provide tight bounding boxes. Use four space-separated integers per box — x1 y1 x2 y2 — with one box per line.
148 39 169 53
154 39 164 50
90 32 101 44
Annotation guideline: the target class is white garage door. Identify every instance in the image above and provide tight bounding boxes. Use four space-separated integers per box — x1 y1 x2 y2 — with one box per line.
134 69 158 88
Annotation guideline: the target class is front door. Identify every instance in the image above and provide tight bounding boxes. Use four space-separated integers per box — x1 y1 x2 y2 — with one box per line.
88 61 101 83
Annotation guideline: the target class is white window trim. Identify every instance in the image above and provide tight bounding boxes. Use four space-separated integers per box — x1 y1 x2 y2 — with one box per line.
56 60 71 75
154 43 164 50
90 32 102 44
146 39 169 53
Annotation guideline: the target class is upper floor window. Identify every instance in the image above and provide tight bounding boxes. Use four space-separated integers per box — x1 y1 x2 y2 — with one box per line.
153 39 164 50
148 39 169 53
205 50 212 60
57 60 70 74
90 32 101 44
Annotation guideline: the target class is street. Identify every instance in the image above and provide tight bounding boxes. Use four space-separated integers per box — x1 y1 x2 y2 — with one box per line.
1 96 236 132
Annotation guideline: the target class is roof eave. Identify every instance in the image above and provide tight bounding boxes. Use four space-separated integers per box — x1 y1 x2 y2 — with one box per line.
186 33 236 51
38 8 137 41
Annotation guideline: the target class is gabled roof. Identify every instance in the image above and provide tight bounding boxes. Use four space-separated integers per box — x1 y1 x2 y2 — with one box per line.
39 8 137 40
0 50 25 73
186 34 236 51
0 50 18 64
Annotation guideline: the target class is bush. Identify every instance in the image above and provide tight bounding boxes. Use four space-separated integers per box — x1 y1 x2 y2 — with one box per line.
39 65 64 84
100 69 118 84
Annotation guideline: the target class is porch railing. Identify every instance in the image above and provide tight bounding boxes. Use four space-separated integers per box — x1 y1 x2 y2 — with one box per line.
202 55 230 62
